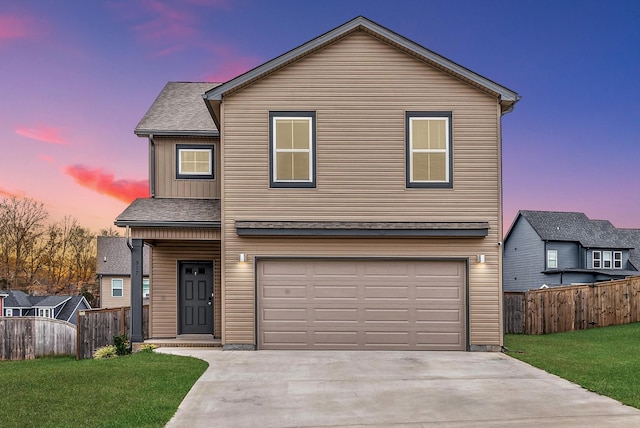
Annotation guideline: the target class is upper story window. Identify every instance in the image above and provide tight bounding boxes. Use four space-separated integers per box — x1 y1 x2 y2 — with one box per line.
143 278 150 298
5 308 13 317
176 144 214 179
269 112 316 188
593 251 601 268
112 278 124 297
603 251 612 268
547 250 558 269
37 308 53 318
614 251 622 269
406 112 452 188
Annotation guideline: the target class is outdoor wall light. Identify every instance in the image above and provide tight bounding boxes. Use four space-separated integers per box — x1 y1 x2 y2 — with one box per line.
239 253 247 263
477 254 486 264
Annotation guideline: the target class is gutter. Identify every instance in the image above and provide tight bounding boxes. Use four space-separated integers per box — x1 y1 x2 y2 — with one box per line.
149 134 155 198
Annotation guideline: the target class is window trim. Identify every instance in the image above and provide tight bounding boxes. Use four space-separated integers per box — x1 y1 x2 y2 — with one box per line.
547 249 558 269
613 251 622 269
593 251 601 268
5 308 13 317
269 111 316 188
175 144 215 180
406 111 453 188
112 278 124 298
603 250 612 269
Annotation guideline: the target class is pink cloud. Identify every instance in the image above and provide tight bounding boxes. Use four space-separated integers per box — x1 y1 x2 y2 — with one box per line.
204 55 261 82
0 187 14 198
0 14 35 42
38 154 55 164
63 165 148 203
15 125 68 145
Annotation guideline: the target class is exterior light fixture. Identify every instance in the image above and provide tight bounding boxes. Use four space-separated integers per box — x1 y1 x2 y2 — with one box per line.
477 254 486 264
239 253 246 263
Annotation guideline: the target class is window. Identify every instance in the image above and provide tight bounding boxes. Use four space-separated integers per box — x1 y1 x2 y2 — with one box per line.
176 144 214 179
269 112 316 188
406 112 452 188
603 251 612 268
143 279 150 298
593 251 601 268
5 308 13 317
112 278 124 297
547 250 558 269
37 308 52 318
614 251 622 269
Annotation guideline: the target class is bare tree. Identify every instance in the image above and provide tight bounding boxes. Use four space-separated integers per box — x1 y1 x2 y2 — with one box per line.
99 227 121 237
0 196 48 289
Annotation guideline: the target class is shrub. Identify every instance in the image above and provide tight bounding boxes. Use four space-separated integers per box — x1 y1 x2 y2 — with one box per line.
113 334 131 356
138 344 157 353
94 345 118 359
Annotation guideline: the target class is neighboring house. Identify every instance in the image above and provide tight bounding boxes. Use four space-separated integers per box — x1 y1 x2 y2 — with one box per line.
96 237 150 308
115 16 520 351
503 210 640 292
0 290 7 316
2 290 91 325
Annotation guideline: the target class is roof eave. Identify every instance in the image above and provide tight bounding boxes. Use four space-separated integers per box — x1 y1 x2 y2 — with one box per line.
114 220 221 228
134 129 220 138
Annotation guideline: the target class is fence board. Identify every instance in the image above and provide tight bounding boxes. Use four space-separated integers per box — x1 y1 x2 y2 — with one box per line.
0 318 76 360
76 305 149 359
504 277 640 335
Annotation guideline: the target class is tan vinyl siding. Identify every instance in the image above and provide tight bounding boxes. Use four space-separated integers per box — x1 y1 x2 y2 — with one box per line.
100 275 138 309
132 228 220 240
153 136 220 198
150 241 221 338
221 30 503 347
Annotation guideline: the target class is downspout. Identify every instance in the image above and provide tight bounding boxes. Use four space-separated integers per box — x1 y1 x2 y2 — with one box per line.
149 134 156 198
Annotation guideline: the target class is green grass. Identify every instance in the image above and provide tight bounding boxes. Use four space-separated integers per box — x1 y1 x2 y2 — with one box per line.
0 352 208 427
505 323 640 409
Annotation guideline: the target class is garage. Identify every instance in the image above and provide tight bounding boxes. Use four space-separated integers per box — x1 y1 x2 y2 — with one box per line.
257 258 467 350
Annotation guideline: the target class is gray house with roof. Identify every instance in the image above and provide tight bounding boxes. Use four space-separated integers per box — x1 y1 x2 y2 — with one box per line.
97 237 150 308
2 290 90 325
503 210 640 292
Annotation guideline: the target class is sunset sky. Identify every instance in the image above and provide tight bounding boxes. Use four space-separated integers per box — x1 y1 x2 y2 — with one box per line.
1 0 638 234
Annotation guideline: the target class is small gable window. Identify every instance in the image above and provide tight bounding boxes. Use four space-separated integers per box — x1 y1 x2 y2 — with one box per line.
547 250 558 269
406 112 452 188
269 112 316 188
112 278 124 297
176 144 214 179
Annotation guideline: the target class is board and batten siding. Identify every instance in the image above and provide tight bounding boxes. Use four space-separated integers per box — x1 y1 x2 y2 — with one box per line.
220 30 504 347
150 241 221 338
153 136 220 198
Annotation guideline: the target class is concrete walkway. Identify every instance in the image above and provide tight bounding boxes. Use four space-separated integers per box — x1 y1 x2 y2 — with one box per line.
158 348 640 427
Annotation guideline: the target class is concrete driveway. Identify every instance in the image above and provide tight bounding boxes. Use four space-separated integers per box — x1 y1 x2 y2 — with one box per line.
158 348 640 427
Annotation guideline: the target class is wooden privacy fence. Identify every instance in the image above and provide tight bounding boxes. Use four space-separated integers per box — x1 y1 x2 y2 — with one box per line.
504 276 640 334
76 305 149 359
0 317 76 360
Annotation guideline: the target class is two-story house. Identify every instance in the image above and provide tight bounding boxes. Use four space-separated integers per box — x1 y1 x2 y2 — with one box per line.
116 16 520 351
503 210 640 292
2 290 91 325
96 236 150 308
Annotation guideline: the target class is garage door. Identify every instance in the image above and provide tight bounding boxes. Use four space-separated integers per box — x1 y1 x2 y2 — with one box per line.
257 259 466 350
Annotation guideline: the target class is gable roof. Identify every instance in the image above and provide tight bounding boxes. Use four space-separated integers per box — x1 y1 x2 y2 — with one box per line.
135 82 220 137
33 295 71 308
2 291 91 320
619 229 640 270
115 198 221 228
507 210 631 248
4 290 32 308
57 296 90 323
96 236 150 276
205 16 520 113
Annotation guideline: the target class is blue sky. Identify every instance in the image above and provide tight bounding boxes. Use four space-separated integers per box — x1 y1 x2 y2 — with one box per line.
1 0 638 232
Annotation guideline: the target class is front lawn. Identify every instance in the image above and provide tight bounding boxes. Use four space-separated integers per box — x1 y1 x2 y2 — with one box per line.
505 323 640 409
0 352 208 427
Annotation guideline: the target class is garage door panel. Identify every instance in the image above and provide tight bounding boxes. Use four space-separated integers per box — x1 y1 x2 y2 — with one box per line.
258 259 466 350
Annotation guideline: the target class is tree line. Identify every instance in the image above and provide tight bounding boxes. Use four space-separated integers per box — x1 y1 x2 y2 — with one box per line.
0 196 119 305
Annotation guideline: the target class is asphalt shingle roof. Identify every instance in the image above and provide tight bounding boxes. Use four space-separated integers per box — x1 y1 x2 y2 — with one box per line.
57 296 88 322
2 291 91 322
135 82 220 136
518 210 630 248
96 236 150 276
4 290 32 307
115 198 221 227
